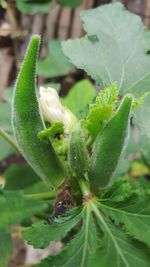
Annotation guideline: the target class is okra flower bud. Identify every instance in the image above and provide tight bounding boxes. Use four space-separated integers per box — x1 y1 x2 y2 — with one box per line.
39 87 76 134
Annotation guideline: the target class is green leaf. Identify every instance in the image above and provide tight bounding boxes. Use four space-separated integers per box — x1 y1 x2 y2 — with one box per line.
23 181 49 194
82 83 118 143
3 87 13 103
91 200 150 267
57 0 84 9
130 161 150 177
62 3 150 96
0 190 48 229
12 35 65 188
37 40 74 78
62 3 150 139
99 193 150 246
0 128 19 152
0 88 18 160
61 80 96 118
22 208 82 248
134 94 150 139
139 134 150 165
0 102 12 133
37 205 97 267
101 177 134 202
37 194 150 267
0 230 12 267
89 95 132 188
0 138 15 161
21 180 150 267
16 0 53 13
4 164 40 190
90 222 150 267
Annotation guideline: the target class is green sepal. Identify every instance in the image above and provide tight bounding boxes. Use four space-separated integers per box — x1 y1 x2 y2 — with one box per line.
12 35 65 188
38 122 64 143
89 94 133 188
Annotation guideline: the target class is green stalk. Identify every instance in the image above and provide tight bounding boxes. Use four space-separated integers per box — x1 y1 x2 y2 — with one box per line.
0 128 19 152
24 191 56 200
78 179 91 197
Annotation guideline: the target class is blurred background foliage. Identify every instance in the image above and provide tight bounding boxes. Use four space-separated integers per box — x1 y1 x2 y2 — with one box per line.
1 0 150 266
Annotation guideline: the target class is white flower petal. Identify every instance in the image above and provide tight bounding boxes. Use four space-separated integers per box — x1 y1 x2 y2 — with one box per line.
40 86 59 99
39 86 75 133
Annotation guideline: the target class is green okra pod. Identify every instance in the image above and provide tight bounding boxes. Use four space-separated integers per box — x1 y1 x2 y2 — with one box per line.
68 125 90 177
12 35 64 188
89 94 133 188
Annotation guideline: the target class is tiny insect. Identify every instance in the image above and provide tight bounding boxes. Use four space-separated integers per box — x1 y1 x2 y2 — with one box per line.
47 185 74 222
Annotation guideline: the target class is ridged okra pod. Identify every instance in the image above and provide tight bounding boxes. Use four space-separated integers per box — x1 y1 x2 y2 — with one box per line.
68 125 90 177
89 94 133 188
12 35 64 188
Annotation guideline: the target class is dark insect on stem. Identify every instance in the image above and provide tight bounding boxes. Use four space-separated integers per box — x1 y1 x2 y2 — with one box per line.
54 133 61 140
47 185 74 222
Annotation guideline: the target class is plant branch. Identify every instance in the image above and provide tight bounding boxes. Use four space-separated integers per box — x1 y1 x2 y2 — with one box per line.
24 191 56 200
0 128 20 153
78 179 91 196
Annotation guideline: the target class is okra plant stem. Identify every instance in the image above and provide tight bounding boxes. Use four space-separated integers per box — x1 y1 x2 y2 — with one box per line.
78 179 91 197
0 128 20 153
24 191 56 200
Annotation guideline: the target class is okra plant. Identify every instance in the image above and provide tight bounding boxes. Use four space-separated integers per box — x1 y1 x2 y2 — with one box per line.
1 2 150 267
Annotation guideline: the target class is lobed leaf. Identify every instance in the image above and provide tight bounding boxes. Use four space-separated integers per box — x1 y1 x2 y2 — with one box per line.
101 177 134 202
63 3 150 95
37 194 150 267
89 222 150 267
4 164 40 191
134 94 150 140
82 83 118 142
37 205 97 267
62 3 150 139
0 190 48 229
21 179 150 267
22 208 82 249
90 200 150 267
99 193 150 246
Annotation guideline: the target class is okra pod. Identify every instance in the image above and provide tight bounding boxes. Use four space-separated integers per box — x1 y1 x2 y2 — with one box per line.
89 94 133 188
12 35 64 188
68 125 90 177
